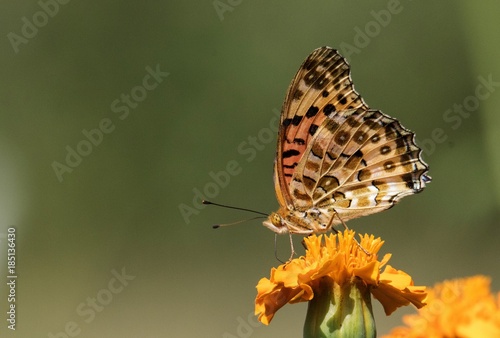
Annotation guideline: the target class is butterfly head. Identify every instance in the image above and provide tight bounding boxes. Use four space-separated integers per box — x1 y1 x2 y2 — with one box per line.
263 211 291 234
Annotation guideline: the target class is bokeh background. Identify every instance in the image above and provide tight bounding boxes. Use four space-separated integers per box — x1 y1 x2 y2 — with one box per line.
1 1 499 337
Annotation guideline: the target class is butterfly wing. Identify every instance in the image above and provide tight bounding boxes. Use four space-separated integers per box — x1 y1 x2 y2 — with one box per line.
290 108 430 224
275 47 368 208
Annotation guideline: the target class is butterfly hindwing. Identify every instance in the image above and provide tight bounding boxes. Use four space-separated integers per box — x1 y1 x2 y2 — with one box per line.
289 108 429 224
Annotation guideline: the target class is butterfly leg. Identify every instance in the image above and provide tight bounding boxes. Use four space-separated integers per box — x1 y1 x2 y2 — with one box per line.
301 235 310 249
274 233 295 264
287 232 296 262
332 210 372 256
274 233 284 263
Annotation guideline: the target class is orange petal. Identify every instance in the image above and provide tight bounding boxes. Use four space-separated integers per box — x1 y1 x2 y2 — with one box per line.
353 260 380 284
372 265 426 315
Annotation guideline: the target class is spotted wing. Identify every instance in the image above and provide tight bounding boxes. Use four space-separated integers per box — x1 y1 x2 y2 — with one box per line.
275 47 368 208
290 108 430 224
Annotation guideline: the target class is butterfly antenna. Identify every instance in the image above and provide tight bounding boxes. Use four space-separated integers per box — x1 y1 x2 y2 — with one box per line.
202 200 268 217
212 216 266 229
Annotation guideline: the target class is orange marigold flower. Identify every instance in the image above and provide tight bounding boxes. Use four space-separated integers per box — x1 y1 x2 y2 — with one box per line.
383 275 500 338
255 230 426 336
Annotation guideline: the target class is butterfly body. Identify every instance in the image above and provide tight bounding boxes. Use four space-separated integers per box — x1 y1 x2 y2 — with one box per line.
265 47 430 235
264 207 332 235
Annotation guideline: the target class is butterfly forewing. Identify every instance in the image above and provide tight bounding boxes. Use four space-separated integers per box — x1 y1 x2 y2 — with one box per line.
266 46 430 234
276 47 368 207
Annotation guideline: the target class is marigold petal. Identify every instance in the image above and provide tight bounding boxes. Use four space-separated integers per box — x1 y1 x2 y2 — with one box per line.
289 283 314 303
380 265 415 289
380 253 392 267
353 260 380 284
383 275 500 337
458 319 500 338
372 265 426 315
273 265 301 288
255 231 425 324
255 278 305 325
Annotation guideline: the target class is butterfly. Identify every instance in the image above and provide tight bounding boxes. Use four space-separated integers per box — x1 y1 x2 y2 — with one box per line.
263 46 431 237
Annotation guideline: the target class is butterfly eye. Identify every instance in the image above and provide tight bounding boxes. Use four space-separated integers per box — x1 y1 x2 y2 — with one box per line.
271 213 282 227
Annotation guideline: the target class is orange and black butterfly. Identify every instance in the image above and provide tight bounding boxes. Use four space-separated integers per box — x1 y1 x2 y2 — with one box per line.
263 47 430 236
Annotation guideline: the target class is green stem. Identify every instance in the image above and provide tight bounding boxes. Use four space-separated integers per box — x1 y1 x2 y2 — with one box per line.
303 277 376 338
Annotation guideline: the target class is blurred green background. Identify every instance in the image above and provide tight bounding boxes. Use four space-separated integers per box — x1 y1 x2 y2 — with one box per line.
1 1 499 337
